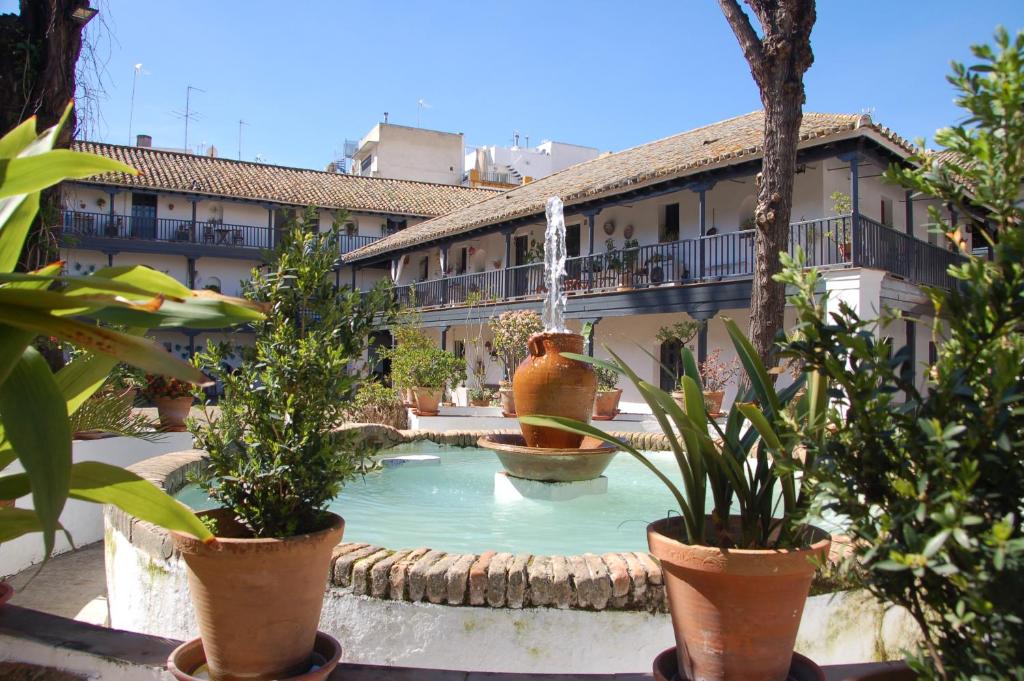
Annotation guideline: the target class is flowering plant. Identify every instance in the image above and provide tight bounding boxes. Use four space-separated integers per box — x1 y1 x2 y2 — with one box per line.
489 310 543 382
143 374 193 400
689 348 740 393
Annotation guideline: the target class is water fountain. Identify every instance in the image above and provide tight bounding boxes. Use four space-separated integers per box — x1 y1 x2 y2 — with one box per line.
478 197 617 485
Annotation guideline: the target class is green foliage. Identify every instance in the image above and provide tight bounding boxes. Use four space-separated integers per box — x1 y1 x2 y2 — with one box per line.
489 310 543 383
522 317 823 549
69 389 161 441
777 29 1024 680
595 364 619 391
655 319 704 346
191 218 397 538
829 191 852 216
0 108 262 554
344 380 407 429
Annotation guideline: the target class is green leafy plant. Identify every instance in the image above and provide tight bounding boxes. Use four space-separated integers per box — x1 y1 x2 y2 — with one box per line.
191 219 397 538
489 310 543 383
776 29 1024 679
522 317 824 549
656 319 704 346
595 364 619 392
693 348 740 393
0 108 264 556
69 389 162 441
142 374 192 400
407 346 465 390
344 380 408 429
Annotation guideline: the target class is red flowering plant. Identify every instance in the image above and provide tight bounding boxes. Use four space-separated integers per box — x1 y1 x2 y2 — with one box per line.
143 374 193 400
693 348 740 393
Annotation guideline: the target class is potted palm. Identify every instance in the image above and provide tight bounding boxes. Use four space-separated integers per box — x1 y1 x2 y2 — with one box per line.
522 318 831 681
0 110 263 603
184 219 396 680
144 374 193 431
591 363 622 420
489 310 543 417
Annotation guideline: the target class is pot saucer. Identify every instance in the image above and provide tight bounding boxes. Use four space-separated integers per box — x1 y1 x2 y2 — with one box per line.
478 433 617 482
591 409 620 421
652 646 824 681
168 631 341 681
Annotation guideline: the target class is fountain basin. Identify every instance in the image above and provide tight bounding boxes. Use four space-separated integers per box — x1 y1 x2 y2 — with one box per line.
477 433 617 482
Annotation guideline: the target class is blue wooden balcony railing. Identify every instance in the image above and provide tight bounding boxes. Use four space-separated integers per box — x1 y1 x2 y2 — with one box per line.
393 214 964 309
59 210 380 255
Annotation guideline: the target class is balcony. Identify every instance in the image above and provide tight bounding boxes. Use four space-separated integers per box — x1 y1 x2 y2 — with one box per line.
395 216 963 309
59 211 380 256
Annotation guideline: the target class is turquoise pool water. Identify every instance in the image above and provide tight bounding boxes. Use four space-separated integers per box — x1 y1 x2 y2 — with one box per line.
175 441 842 555
175 442 692 555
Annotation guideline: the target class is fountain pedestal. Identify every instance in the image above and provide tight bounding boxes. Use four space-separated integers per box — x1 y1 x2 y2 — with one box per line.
477 434 617 482
493 472 608 502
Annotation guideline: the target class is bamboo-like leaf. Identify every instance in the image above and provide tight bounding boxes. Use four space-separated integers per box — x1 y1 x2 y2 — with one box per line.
55 351 119 416
0 325 33 386
736 402 784 452
85 297 262 329
0 191 39 273
806 369 828 442
0 507 56 543
0 150 137 200
0 117 40 159
723 317 780 414
0 287 164 314
681 346 701 387
681 374 708 431
0 347 71 557
0 306 212 385
88 265 194 300
66 461 213 543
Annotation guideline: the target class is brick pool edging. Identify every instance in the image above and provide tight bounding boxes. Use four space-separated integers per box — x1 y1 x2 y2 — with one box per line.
108 426 676 614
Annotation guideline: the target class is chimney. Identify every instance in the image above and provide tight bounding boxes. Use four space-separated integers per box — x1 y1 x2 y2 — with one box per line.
136 134 152 148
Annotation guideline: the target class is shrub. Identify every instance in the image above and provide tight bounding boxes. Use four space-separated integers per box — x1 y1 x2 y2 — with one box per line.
695 348 740 393
489 310 543 383
344 380 408 429
777 29 1024 679
191 216 397 538
595 364 619 391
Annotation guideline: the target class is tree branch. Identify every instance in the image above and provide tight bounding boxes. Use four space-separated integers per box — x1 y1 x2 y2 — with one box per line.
719 0 765 84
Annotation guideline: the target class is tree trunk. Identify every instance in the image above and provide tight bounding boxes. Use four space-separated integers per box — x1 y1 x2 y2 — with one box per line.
719 0 815 366
0 0 90 271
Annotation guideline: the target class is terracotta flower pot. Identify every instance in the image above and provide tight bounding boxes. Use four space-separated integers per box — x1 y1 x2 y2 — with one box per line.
648 516 831 681
470 399 490 407
592 388 622 420
703 390 725 416
172 509 344 681
498 387 516 417
671 390 685 412
155 396 193 432
513 332 597 449
168 631 342 681
412 387 442 415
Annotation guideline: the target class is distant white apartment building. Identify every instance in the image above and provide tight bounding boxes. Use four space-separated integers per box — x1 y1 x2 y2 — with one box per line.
349 123 465 186
465 139 601 189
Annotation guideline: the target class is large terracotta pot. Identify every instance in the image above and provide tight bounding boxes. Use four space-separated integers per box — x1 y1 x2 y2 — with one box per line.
412 387 442 415
498 387 516 416
513 332 597 449
648 516 831 681
703 390 725 416
155 396 193 432
592 388 622 420
172 509 344 681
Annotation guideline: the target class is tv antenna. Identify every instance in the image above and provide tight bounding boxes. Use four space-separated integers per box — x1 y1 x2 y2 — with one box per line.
171 85 205 151
417 98 431 127
127 63 148 145
237 119 248 160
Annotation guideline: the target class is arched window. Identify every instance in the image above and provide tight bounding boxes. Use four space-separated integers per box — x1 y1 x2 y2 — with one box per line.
659 338 684 392
204 276 221 293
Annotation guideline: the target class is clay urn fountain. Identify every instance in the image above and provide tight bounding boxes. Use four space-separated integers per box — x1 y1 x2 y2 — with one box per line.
479 197 616 483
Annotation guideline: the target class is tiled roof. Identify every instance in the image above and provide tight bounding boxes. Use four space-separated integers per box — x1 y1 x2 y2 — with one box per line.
344 111 916 262
70 141 496 218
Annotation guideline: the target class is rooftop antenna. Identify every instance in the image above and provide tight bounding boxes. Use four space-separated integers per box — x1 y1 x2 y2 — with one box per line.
237 119 248 160
171 85 205 151
127 63 146 145
513 130 520 147
417 99 431 127
383 111 389 124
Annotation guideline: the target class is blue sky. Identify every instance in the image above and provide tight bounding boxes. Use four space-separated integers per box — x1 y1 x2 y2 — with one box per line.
7 1 1021 169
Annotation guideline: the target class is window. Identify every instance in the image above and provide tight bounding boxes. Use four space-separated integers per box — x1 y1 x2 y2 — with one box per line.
566 224 581 258
454 340 466 359
386 217 407 235
419 256 428 281
661 203 680 242
880 197 894 227
360 155 372 175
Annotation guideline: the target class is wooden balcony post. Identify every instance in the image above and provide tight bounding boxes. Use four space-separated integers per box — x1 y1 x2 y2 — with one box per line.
838 151 862 265
190 200 197 242
585 210 597 291
698 188 707 279
503 229 513 299
904 190 913 236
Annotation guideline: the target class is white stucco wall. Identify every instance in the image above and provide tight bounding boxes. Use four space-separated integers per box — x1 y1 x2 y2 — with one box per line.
0 432 193 578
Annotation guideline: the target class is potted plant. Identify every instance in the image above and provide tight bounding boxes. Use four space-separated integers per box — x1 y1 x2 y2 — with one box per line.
143 374 193 431
522 318 831 681
671 348 739 416
489 310 543 417
468 386 493 407
383 306 433 407
591 363 622 420
407 346 465 415
185 219 396 680
0 110 263 605
827 191 853 260
775 32 1024 679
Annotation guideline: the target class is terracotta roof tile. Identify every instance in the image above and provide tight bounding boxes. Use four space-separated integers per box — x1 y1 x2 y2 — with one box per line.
344 111 916 262
70 141 496 217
